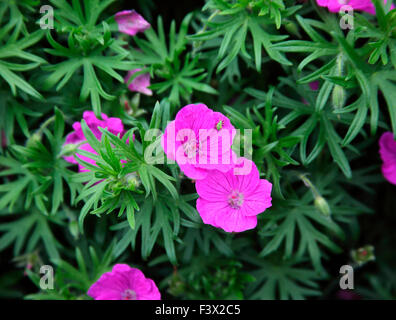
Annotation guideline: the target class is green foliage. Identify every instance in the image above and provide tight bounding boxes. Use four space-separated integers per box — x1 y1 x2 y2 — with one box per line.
42 0 135 115
0 8 45 99
0 210 62 260
243 255 323 300
166 257 255 299
0 108 78 214
130 14 218 105
25 245 115 299
189 0 300 73
273 9 396 137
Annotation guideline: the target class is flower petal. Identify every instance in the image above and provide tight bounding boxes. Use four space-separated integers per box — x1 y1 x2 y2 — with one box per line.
115 10 150 36
241 179 273 216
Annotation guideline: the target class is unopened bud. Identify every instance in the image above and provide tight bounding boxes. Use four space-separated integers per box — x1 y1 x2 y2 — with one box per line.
124 173 141 191
26 132 42 147
351 245 375 266
168 270 186 297
332 85 346 110
285 21 300 38
60 143 78 157
314 195 331 217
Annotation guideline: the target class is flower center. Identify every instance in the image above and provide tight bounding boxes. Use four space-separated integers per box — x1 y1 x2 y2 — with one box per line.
183 139 199 159
121 289 137 300
183 139 202 159
228 190 244 209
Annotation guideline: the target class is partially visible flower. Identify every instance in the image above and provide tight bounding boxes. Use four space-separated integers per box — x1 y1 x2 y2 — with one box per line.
351 245 375 266
379 132 396 185
161 104 236 180
1 130 6 148
309 81 319 91
316 0 394 15
195 157 272 233
88 264 161 300
303 81 320 104
63 111 124 172
125 69 153 96
115 10 150 36
336 290 361 300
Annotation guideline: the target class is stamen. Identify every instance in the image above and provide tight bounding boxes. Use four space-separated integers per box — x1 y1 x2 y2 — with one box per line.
228 190 244 209
121 289 137 300
183 139 198 159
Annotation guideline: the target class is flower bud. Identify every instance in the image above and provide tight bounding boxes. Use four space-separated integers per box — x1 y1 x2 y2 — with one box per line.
285 21 300 38
167 269 186 297
332 85 346 110
26 132 43 148
351 245 375 266
124 173 141 191
60 143 79 157
314 195 331 217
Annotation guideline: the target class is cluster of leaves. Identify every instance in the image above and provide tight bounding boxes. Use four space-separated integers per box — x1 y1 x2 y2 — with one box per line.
0 0 395 301
128 14 218 105
25 245 115 300
40 0 136 116
189 0 299 74
166 256 255 299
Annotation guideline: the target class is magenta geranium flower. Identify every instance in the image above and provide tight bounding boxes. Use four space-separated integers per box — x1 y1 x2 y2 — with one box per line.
195 157 272 233
379 132 396 185
115 10 150 36
309 81 319 91
316 0 394 15
63 111 124 172
161 104 236 180
125 69 153 96
88 264 161 300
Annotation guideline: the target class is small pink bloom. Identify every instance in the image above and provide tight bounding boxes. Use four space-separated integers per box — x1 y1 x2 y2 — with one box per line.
336 290 361 300
303 81 320 104
63 111 125 172
88 264 161 300
24 263 33 276
125 69 153 96
161 104 236 180
309 81 319 91
316 0 394 15
379 132 396 185
195 157 272 233
115 10 150 36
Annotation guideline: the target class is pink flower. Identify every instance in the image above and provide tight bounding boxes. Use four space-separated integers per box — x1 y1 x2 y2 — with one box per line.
115 10 150 36
125 69 153 96
336 290 361 300
379 132 396 185
63 111 124 172
88 264 161 300
316 0 394 15
161 104 236 180
309 81 319 91
195 157 272 233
